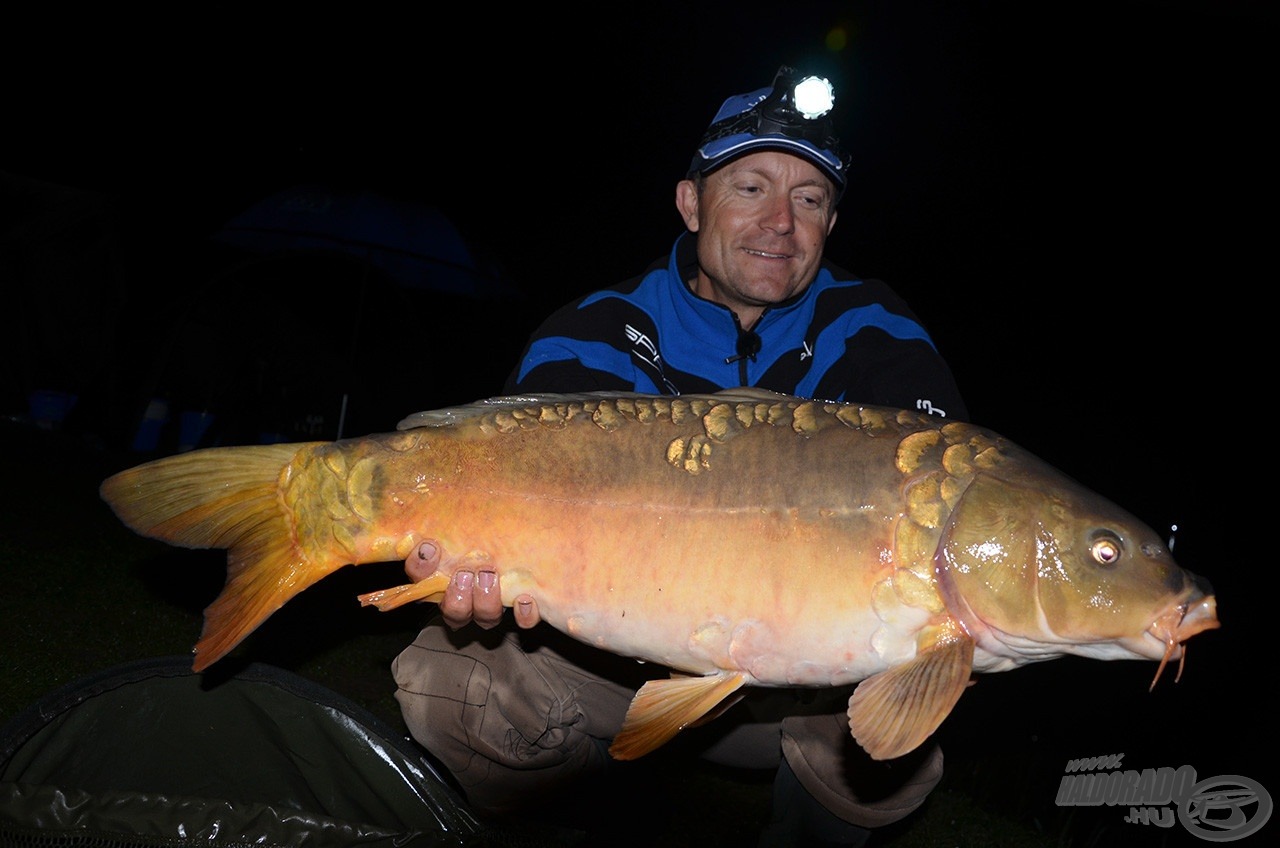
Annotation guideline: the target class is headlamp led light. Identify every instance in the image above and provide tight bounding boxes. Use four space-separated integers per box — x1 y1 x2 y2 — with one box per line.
793 75 835 120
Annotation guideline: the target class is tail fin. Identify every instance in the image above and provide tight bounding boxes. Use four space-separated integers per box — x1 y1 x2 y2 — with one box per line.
100 443 337 672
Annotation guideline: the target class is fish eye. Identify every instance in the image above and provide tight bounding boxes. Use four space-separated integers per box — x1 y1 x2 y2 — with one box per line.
1090 534 1123 567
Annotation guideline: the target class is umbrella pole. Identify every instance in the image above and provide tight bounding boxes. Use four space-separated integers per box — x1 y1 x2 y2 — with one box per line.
335 255 372 440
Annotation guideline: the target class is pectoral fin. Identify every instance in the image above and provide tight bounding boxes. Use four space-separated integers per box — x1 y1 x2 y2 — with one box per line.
847 634 974 760
358 574 450 610
609 671 749 760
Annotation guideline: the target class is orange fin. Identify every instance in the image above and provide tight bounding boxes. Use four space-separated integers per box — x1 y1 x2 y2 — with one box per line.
100 443 339 672
608 671 748 760
688 691 745 729
358 575 450 610
666 669 746 728
847 635 974 760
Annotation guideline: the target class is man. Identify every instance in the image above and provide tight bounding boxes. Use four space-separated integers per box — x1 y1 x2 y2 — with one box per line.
394 66 967 846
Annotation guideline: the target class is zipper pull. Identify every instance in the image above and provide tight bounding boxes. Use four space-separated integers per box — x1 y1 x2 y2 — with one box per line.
725 329 761 364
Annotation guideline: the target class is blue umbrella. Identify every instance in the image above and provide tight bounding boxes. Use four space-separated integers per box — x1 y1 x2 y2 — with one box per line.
180 185 527 440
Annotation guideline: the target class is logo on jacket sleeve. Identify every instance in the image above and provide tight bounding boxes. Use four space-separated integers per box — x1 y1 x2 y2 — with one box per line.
916 399 947 418
626 324 679 394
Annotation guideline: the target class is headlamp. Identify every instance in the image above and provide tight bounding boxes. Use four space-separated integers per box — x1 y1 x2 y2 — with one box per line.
699 67 840 158
689 65 849 196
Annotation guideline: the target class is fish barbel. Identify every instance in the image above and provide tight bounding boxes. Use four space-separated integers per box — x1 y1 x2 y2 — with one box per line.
99 389 1219 762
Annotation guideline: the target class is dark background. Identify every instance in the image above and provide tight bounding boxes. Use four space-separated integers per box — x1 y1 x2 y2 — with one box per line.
3 1 1275 841
5 1 1271 451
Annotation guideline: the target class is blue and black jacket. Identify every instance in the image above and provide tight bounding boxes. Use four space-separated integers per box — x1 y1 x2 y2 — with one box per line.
504 232 968 421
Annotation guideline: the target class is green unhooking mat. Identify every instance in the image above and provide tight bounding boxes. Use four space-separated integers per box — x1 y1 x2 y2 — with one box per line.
0 656 575 848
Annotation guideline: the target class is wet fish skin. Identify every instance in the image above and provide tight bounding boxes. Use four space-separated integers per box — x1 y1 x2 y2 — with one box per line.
99 388 1219 762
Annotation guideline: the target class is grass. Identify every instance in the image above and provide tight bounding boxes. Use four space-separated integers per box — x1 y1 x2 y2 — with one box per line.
0 419 1236 847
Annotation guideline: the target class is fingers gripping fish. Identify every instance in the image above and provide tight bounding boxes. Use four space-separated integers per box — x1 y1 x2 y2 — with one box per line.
99 389 1219 763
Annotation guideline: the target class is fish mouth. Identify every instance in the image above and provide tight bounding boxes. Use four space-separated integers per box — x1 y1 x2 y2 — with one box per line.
1143 593 1220 690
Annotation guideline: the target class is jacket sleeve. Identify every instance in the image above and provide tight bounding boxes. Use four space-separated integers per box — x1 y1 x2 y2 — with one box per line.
501 297 641 395
835 332 969 422
502 347 637 394
808 269 967 422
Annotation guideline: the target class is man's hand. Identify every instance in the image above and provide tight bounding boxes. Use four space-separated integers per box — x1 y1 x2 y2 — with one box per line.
405 539 541 630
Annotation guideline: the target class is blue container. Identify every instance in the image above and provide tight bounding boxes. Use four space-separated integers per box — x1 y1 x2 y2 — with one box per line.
178 411 215 452
130 399 170 452
28 390 78 430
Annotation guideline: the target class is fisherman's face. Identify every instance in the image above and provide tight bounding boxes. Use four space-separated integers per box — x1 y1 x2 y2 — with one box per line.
676 150 838 328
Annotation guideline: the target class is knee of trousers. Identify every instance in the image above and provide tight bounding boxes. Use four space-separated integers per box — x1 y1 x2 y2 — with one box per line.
391 619 641 809
780 711 944 829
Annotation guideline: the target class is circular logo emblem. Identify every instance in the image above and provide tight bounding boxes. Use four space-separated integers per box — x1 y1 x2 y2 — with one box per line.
1178 775 1271 842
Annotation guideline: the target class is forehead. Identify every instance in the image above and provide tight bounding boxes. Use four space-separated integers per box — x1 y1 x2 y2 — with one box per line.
709 150 833 190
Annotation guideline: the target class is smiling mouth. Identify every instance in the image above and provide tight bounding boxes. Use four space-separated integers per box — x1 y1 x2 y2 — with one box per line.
744 248 788 259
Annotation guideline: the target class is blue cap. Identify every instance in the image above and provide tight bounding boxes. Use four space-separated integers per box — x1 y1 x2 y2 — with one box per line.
687 66 849 198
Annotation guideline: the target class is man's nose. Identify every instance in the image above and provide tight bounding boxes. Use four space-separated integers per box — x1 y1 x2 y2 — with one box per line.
760 198 795 233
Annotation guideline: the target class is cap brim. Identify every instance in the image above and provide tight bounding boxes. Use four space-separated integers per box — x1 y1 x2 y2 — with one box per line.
690 135 846 190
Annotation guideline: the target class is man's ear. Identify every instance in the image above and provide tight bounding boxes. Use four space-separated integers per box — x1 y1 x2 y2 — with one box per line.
675 179 700 232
